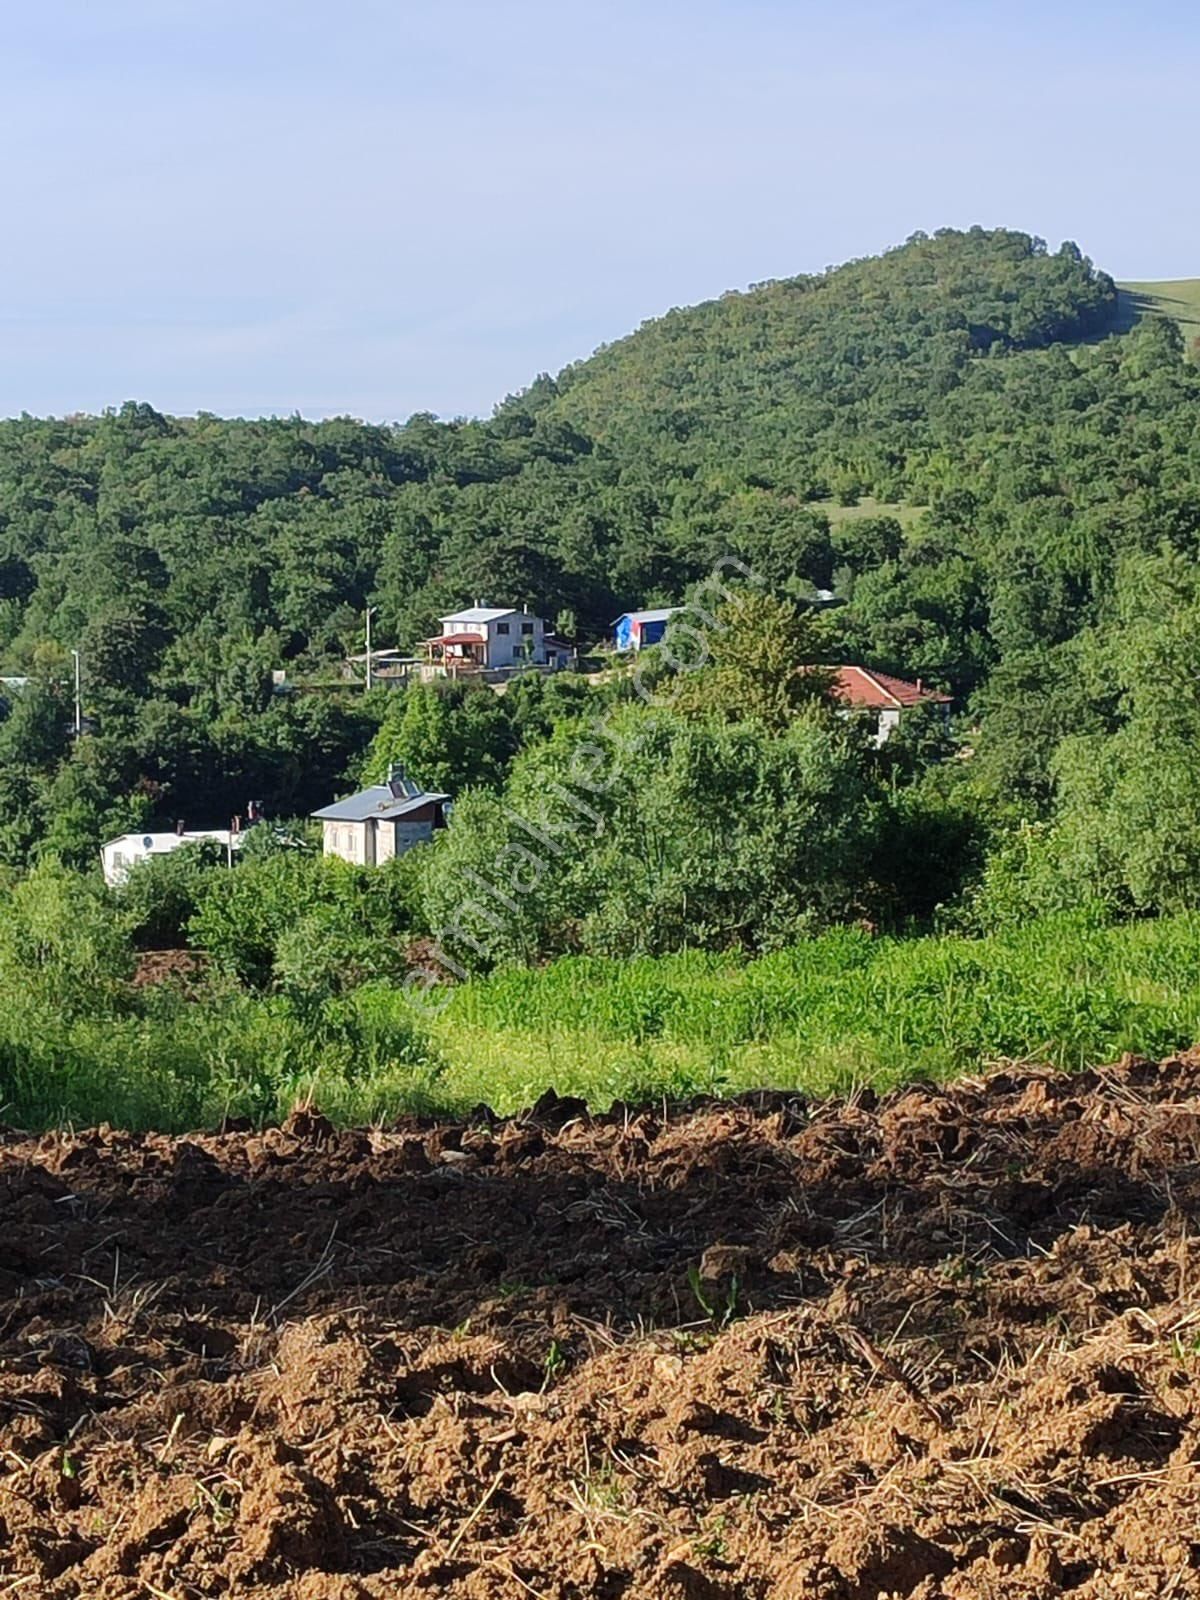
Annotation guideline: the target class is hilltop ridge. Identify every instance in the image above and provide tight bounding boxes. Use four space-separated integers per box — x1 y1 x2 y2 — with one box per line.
533 227 1117 493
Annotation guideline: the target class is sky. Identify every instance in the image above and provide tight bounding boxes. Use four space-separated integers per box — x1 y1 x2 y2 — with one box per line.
1 0 1196 422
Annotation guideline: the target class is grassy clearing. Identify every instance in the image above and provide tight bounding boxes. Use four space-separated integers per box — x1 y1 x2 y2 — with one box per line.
815 496 927 529
424 910 1200 1112
5 911 1200 1131
1116 280 1200 340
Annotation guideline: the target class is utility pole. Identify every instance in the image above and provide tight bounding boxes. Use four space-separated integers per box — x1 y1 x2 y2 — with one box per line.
70 648 82 736
365 605 377 692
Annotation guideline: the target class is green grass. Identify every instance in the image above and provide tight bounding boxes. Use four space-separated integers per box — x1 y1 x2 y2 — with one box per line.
815 496 927 529
1116 280 1200 342
424 911 1200 1112
6 910 1200 1131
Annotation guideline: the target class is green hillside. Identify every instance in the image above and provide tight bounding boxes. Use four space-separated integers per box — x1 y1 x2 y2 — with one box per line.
5 227 1200 1133
1116 278 1200 341
546 228 1117 493
1 225 1199 902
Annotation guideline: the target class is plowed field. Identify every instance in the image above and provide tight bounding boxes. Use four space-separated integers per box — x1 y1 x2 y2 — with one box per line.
3 1055 1200 1597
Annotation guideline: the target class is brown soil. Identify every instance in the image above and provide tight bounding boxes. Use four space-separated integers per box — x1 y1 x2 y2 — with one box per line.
131 950 208 990
3 1056 1200 1597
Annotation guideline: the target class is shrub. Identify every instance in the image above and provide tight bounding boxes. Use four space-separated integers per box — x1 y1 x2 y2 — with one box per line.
118 839 226 948
0 858 134 1020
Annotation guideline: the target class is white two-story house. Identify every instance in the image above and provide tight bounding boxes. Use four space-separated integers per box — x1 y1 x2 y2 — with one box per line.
424 605 570 677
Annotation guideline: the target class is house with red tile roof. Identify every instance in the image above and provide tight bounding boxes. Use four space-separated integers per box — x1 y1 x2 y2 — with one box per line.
831 666 951 745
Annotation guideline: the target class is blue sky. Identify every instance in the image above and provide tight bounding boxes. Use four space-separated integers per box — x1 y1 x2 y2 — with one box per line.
1 0 1196 421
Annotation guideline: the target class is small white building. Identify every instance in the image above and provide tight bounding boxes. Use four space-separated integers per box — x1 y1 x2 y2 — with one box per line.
424 605 570 678
101 828 245 887
312 765 451 867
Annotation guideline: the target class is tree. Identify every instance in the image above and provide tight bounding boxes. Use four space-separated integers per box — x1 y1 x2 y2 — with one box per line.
670 590 836 732
1043 554 1200 913
362 681 517 793
81 599 170 696
0 554 34 604
714 494 835 589
0 679 69 769
831 514 904 575
38 737 151 867
422 706 881 971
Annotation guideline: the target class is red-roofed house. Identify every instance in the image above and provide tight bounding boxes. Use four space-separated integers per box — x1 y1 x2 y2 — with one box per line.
831 666 951 745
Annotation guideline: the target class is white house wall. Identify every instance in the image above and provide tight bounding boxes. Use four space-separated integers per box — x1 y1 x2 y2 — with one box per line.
484 615 544 668
323 819 366 864
102 844 140 886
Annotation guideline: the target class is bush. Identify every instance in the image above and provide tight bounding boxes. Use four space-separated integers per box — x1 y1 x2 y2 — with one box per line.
188 850 422 992
188 853 328 987
0 859 134 1020
118 840 226 948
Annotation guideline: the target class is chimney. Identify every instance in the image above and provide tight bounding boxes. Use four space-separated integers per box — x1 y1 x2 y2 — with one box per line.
916 678 923 693
175 819 185 836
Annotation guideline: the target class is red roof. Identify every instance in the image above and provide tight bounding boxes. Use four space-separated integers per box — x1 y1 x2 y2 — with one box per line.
831 666 951 710
426 632 485 646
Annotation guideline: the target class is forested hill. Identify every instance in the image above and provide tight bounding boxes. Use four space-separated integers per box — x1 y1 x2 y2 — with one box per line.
1 225 1199 870
544 227 1118 489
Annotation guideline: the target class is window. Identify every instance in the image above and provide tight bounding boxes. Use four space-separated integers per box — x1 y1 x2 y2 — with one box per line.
496 622 509 635
521 621 534 635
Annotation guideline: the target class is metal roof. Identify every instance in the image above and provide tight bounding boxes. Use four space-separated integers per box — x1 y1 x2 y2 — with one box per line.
311 784 449 823
102 829 243 850
612 607 684 625
440 606 520 624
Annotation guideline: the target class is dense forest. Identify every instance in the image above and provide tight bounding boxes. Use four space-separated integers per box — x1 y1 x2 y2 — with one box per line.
1 228 1135 678
2 225 1200 1046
